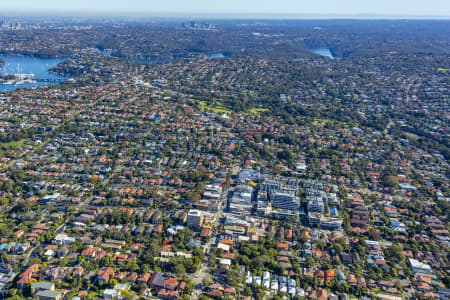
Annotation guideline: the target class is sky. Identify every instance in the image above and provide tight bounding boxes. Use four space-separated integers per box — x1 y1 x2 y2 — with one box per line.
1 0 450 17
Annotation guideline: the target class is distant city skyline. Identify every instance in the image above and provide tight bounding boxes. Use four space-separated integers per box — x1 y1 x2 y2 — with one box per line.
1 0 449 17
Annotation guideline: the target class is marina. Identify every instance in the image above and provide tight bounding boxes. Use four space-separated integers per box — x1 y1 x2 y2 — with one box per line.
0 55 65 91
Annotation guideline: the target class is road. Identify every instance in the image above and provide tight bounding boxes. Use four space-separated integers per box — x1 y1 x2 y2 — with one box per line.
191 215 217 300
191 184 229 299
400 277 414 300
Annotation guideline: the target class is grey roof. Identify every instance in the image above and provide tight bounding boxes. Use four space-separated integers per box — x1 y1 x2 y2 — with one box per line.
329 294 339 300
31 281 54 290
339 293 350 300
36 290 61 298
150 272 165 287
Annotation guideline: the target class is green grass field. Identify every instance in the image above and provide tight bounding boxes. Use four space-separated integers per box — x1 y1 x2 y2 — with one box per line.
248 108 270 115
0 139 27 149
197 100 233 114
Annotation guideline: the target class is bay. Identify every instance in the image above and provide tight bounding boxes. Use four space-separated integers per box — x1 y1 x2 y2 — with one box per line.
0 55 65 92
310 48 335 59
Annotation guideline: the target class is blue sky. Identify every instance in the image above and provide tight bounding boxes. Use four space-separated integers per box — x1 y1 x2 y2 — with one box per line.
2 0 450 16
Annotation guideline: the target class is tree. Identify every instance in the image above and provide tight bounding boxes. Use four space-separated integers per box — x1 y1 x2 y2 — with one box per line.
368 228 381 240
0 197 9 206
109 278 118 286
202 278 211 288
100 255 113 267
243 285 252 296
225 267 242 287
334 244 343 255
305 256 314 267
336 281 350 293
59 257 69 267
141 264 150 273
209 252 216 267
193 248 204 260
382 175 399 189
385 243 404 262
255 288 265 300
174 263 186 275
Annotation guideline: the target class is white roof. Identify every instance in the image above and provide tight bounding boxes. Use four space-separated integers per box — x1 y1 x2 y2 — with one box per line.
103 289 121 297
217 243 230 251
54 233 75 242
408 258 432 271
218 258 232 265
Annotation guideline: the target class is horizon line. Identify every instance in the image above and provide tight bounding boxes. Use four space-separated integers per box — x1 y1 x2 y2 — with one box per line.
0 10 449 20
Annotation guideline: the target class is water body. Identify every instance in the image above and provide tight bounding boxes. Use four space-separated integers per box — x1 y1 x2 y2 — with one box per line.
210 53 226 58
310 48 335 59
90 48 112 56
210 52 232 59
0 55 65 92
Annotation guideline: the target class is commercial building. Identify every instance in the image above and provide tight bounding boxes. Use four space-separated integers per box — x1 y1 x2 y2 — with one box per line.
186 210 203 229
408 258 432 273
320 217 343 230
229 185 253 215
271 191 299 210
